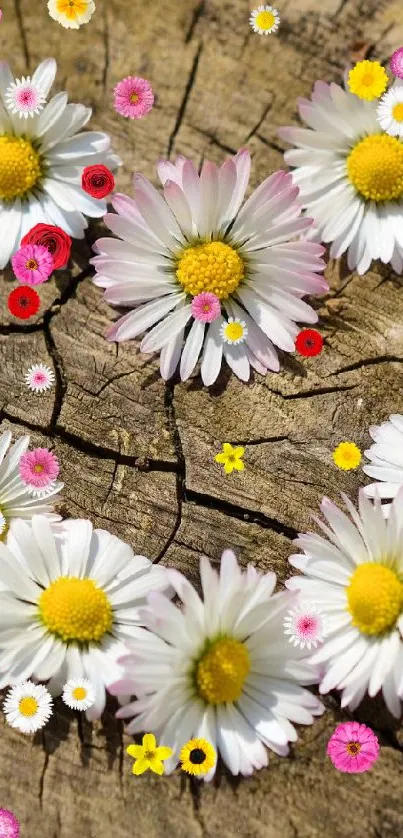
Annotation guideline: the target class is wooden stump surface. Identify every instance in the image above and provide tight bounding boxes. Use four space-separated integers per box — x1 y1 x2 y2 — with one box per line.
1 1 403 835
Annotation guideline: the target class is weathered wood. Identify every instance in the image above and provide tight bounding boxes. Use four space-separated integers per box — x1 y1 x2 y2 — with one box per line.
1 0 403 835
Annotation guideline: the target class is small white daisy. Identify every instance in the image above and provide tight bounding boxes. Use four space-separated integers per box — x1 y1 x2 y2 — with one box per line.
284 600 326 650
377 86 403 137
5 76 46 119
363 413 403 516
62 678 95 711
250 5 280 35
25 363 55 393
220 317 248 345
3 681 53 734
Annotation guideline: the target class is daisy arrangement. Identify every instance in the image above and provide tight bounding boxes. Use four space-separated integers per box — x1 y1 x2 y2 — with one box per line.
62 678 95 711
362 413 403 516
0 58 119 269
249 6 280 36
279 58 403 274
110 549 323 779
0 516 170 719
92 149 327 385
287 488 403 717
0 431 63 538
3 681 53 734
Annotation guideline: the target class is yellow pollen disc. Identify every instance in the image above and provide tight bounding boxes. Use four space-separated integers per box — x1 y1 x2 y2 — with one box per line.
56 0 88 16
34 464 44 473
255 10 275 29
346 742 361 755
19 697 39 717
196 637 250 704
176 241 245 300
26 259 38 270
347 563 403 635
0 136 42 202
347 134 403 202
130 93 139 103
393 103 403 123
39 576 113 643
72 687 87 700
224 321 244 341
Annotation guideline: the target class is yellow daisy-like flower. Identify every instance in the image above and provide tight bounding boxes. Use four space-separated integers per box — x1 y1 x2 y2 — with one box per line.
179 738 217 777
126 733 173 776
47 0 95 29
332 441 362 471
348 60 388 101
214 443 245 474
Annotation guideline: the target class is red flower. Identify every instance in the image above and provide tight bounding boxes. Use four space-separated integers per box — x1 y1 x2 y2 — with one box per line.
82 165 115 199
7 286 40 319
295 329 323 357
21 223 72 270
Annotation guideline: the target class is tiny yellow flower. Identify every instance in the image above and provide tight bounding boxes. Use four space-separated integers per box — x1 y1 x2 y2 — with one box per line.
332 442 362 471
126 733 173 776
179 738 216 777
214 443 245 474
348 60 388 101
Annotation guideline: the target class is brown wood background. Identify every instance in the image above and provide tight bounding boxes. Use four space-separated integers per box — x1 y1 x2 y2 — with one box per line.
1 0 403 835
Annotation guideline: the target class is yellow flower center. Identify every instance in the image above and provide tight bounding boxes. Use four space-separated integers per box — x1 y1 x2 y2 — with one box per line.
347 563 403 635
130 92 139 103
255 10 275 30
33 463 44 473
176 241 245 300
144 750 155 760
347 134 403 202
19 697 39 717
0 136 42 202
195 637 250 704
393 103 403 123
346 742 361 755
26 259 38 270
72 687 87 700
56 0 88 16
224 321 244 341
38 577 113 643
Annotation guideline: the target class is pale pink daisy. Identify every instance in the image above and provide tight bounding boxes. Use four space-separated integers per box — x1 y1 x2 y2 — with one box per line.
19 448 60 495
0 808 20 838
191 292 221 323
283 600 325 650
12 244 54 286
390 47 403 80
25 363 55 393
113 76 154 119
327 722 379 773
5 76 46 119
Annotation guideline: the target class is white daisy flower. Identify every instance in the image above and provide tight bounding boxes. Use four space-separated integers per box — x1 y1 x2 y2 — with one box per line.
287 488 403 717
3 681 53 733
283 600 326 650
377 86 403 137
0 431 63 538
362 413 403 517
62 678 95 711
5 76 46 119
109 549 324 779
0 58 120 269
220 317 248 345
25 363 55 393
92 150 327 385
47 0 96 29
249 5 280 35
0 515 171 719
279 81 403 274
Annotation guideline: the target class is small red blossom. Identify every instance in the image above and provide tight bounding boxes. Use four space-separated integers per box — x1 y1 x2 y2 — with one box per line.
21 223 72 270
82 165 115 199
7 286 40 319
295 329 323 357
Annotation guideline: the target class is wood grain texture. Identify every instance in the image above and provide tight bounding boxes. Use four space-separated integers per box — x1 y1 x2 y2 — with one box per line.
1 0 403 835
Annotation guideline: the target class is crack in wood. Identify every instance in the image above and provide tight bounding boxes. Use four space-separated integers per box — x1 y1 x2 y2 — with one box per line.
185 0 206 43
167 43 203 157
185 489 299 540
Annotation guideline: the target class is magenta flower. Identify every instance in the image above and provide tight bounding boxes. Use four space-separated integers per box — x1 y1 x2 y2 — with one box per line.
113 76 154 119
0 808 20 837
12 244 54 285
19 448 60 492
327 722 379 773
390 47 403 79
191 292 221 323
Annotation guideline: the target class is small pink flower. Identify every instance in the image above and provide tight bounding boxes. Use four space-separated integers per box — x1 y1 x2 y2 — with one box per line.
327 722 379 773
390 47 403 79
191 292 221 323
0 808 20 838
12 244 54 286
19 448 60 491
25 363 55 393
283 600 325 649
5 76 45 119
113 76 154 119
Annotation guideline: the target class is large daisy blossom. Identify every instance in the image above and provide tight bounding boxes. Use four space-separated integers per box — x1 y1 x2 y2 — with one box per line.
0 58 119 268
0 516 171 719
287 488 403 717
109 549 323 778
0 430 63 539
279 79 403 274
362 413 403 516
92 150 327 385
